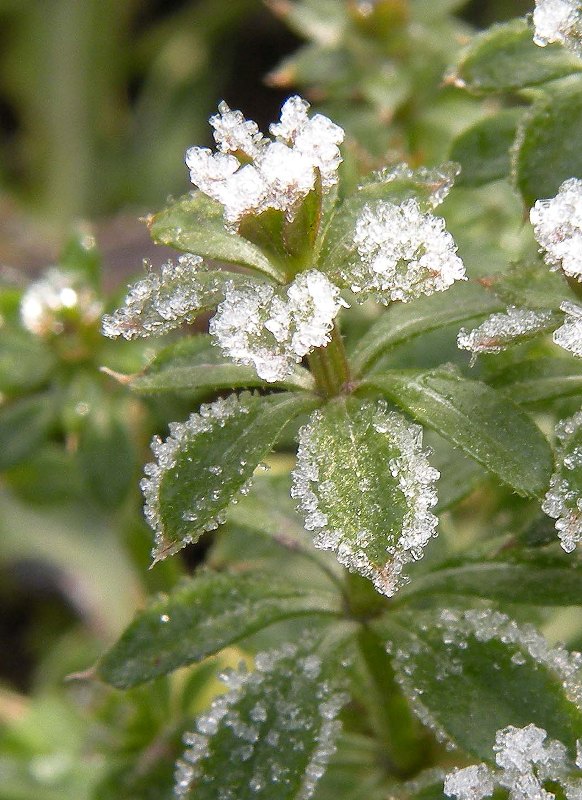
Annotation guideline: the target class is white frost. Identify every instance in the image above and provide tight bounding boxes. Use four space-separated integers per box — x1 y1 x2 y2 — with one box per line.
209 270 347 382
530 178 582 281
533 0 582 56
347 199 466 305
457 307 556 357
20 268 102 337
186 96 344 227
554 300 582 357
543 410 582 553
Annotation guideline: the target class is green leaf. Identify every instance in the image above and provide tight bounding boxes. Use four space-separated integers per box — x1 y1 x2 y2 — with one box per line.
364 367 553 498
513 79 582 207
490 357 582 404
426 431 487 512
128 335 314 395
395 551 582 606
59 225 101 287
292 397 439 597
0 393 57 472
146 392 318 562
174 637 348 799
382 608 582 760
451 18 582 93
350 282 505 375
450 109 522 186
0 328 56 394
486 258 573 310
97 571 342 689
148 192 282 281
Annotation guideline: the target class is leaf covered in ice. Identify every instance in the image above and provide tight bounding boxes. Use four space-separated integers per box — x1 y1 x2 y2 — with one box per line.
530 178 582 281
291 398 439 597
533 0 582 57
175 638 349 800
457 306 560 359
543 410 582 553
554 301 582 357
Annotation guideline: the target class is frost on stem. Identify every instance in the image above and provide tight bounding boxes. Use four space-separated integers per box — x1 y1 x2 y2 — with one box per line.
346 199 466 305
457 307 557 360
542 410 582 553
291 401 439 597
102 254 223 340
20 268 102 337
185 96 344 227
530 178 582 281
533 0 582 57
445 723 582 800
554 300 582 357
209 269 347 383
174 640 348 800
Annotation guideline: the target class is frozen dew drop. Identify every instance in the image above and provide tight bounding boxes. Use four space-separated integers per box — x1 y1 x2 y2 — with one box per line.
533 0 582 56
530 178 582 281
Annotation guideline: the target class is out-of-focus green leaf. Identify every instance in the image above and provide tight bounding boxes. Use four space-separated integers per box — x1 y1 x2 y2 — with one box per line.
490 357 582 404
450 109 522 186
0 392 57 472
0 329 56 394
486 258 573 310
59 225 101 287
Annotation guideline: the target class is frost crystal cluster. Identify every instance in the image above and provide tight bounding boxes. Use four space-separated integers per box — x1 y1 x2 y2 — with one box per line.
533 0 582 56
367 162 461 209
174 641 347 800
445 723 582 800
209 270 347 382
185 96 344 226
554 300 582 357
20 268 102 336
542 410 582 552
457 307 556 357
530 178 582 280
347 199 466 304
292 401 440 597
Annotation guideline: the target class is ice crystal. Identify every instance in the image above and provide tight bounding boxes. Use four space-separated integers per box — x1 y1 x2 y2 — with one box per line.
102 254 220 340
20 268 102 337
363 162 461 209
554 300 582 357
209 270 347 382
542 410 582 552
457 306 556 359
174 640 347 799
533 0 582 56
185 96 344 227
292 401 440 597
530 178 582 280
346 199 466 305
140 394 248 560
445 723 580 800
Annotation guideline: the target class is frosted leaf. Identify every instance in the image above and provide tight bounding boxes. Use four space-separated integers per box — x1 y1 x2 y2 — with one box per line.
186 95 344 227
554 300 582 357
174 639 348 799
292 399 439 597
457 306 557 358
530 178 582 280
102 254 226 340
20 268 102 337
533 0 582 57
346 199 466 305
209 270 347 383
444 764 496 800
542 410 582 552
362 162 461 209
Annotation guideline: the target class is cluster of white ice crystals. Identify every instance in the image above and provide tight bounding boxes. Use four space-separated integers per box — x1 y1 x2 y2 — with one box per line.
533 0 582 56
445 723 582 800
102 254 220 340
292 402 439 597
530 178 582 281
554 300 582 357
209 270 347 382
348 199 466 305
141 394 248 560
20 268 102 337
542 410 582 552
185 96 344 227
174 641 347 800
457 307 556 358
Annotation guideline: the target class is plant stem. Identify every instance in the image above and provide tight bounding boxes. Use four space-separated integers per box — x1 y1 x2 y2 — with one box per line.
307 322 351 398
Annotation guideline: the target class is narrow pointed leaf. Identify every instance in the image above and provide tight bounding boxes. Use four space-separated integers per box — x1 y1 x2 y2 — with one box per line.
365 368 553 498
450 109 522 186
490 357 582 404
292 397 439 597
381 608 582 760
174 638 349 800
148 192 282 280
97 571 342 689
144 392 318 561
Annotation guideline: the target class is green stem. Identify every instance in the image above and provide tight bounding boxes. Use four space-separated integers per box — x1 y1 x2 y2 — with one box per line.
307 322 351 398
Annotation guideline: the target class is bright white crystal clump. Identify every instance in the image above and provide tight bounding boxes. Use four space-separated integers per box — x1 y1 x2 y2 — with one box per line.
174 641 347 800
185 96 344 227
20 268 102 337
457 307 556 356
554 300 582 357
292 401 439 597
533 0 582 56
445 723 582 800
530 178 582 281
209 269 347 383
542 410 582 553
348 199 466 305
102 254 216 340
